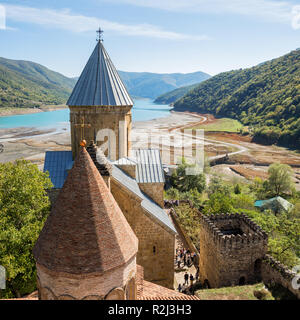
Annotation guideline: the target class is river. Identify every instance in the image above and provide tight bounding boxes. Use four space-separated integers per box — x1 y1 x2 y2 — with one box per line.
0 99 172 129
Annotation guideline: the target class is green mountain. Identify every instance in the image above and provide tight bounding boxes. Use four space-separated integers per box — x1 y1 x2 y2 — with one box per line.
0 57 210 109
119 71 211 99
154 83 199 105
174 49 300 149
0 57 77 109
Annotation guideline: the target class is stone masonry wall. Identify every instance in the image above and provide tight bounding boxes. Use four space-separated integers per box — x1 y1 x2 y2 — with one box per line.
111 178 175 289
261 254 300 299
138 182 165 208
69 106 132 160
199 214 268 288
37 256 137 300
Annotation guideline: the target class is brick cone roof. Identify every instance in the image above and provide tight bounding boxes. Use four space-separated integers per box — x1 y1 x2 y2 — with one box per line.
33 147 138 274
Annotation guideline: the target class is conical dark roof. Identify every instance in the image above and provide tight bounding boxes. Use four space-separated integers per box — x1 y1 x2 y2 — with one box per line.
67 41 133 107
33 147 138 274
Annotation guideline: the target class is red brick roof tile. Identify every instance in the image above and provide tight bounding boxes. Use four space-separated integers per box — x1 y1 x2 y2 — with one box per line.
136 265 200 300
33 147 138 274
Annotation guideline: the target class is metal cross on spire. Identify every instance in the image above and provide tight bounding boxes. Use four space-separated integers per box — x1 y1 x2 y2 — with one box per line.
74 116 92 144
96 28 104 42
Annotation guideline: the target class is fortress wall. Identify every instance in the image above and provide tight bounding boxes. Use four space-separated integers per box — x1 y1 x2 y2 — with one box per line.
199 213 268 288
261 254 300 299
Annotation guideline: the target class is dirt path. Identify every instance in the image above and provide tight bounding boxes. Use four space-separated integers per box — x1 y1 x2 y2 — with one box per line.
169 112 248 161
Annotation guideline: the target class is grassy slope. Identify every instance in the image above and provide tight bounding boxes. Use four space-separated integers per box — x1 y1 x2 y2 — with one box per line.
194 118 244 133
195 283 274 300
174 49 300 149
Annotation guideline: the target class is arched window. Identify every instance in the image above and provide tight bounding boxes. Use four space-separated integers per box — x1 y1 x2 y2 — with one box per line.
203 279 210 289
153 246 156 254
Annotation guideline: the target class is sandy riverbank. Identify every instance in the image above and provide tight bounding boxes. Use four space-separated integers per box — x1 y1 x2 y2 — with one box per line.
0 112 204 169
0 111 299 190
0 105 67 117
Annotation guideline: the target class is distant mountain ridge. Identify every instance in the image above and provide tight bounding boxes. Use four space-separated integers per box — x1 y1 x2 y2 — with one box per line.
174 49 300 149
118 71 211 99
0 57 210 109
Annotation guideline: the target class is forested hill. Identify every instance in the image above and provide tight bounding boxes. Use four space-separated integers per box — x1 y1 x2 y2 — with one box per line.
0 57 77 109
0 57 211 109
174 49 300 149
154 83 199 105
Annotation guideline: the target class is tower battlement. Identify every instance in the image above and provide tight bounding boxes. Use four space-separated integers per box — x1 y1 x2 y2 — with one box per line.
199 213 268 288
199 213 268 249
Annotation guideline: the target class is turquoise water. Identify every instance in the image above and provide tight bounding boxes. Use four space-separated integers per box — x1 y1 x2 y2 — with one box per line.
0 99 172 129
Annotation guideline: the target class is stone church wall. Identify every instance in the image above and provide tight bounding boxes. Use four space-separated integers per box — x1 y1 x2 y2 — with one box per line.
36 256 137 300
69 105 132 160
111 178 175 289
138 182 165 208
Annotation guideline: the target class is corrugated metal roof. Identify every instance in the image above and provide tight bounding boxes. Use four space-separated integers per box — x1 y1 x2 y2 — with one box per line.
67 41 133 107
133 149 165 184
113 150 165 184
255 196 293 212
111 165 176 235
44 151 74 189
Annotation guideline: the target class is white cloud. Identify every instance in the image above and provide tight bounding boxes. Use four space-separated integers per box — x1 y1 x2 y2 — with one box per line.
292 5 300 29
107 0 295 24
0 4 6 30
4 5 209 40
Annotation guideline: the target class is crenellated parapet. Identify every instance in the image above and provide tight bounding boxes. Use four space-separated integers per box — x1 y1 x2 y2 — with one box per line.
263 254 296 280
199 213 268 250
261 254 300 299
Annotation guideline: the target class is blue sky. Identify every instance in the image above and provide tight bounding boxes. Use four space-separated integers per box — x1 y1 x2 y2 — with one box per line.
0 0 299 77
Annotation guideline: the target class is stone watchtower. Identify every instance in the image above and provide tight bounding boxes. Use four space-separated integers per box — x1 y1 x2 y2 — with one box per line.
67 34 133 161
199 213 268 288
33 146 138 300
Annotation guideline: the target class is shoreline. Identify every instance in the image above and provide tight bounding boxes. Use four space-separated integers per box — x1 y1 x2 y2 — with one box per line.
0 105 68 117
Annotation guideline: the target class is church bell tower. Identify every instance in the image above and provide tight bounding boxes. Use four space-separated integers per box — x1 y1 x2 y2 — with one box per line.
67 29 133 160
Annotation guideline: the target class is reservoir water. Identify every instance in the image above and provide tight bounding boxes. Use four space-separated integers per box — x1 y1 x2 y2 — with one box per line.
0 99 172 129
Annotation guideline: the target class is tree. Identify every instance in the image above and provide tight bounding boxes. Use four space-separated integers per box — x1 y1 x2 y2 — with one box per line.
234 184 242 194
204 193 235 215
165 187 180 200
0 160 52 298
250 177 266 199
265 163 294 197
207 174 231 196
170 158 206 194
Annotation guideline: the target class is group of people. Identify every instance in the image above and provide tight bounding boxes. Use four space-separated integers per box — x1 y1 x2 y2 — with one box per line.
177 269 200 294
175 248 197 269
175 247 200 294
